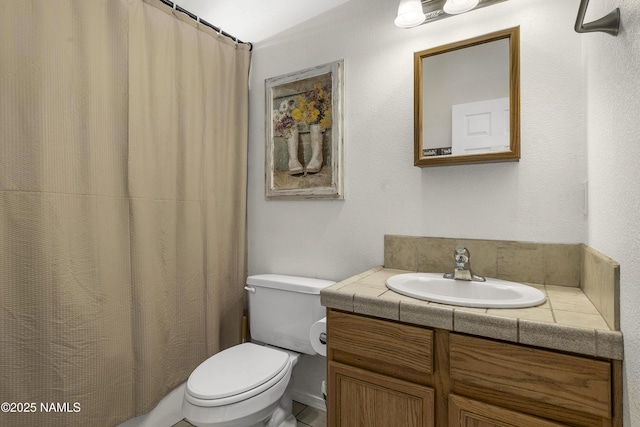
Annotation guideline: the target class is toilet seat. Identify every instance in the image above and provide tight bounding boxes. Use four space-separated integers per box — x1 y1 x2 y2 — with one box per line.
185 343 291 407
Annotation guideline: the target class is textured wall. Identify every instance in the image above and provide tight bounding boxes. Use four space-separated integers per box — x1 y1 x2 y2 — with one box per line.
247 0 587 411
247 0 638 421
584 1 640 425
248 0 586 281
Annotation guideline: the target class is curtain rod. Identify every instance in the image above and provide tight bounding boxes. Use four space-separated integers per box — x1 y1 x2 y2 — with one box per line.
159 0 253 51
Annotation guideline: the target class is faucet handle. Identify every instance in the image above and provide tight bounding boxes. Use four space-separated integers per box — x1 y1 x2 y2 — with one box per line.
454 246 469 263
446 246 486 282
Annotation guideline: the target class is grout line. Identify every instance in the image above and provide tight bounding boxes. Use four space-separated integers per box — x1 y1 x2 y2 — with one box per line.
451 307 455 331
546 285 558 324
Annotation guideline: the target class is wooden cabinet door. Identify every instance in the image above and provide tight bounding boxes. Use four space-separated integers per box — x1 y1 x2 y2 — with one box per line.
450 333 612 421
449 394 568 427
328 361 434 427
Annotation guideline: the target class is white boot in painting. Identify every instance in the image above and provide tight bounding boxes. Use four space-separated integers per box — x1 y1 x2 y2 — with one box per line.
306 124 323 174
286 128 304 175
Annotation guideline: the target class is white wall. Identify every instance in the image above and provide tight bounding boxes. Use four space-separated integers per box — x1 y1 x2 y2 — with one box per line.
583 1 640 425
248 0 585 285
247 0 640 422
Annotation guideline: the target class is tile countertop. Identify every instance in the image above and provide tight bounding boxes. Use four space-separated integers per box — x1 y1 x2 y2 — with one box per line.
320 267 624 360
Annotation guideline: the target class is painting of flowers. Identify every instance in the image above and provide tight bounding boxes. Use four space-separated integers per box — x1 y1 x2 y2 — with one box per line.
265 60 344 199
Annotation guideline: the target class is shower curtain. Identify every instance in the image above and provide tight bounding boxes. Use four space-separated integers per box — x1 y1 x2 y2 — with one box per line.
0 1 251 426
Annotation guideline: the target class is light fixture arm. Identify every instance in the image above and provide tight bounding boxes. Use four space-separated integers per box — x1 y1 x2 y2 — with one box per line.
574 0 620 36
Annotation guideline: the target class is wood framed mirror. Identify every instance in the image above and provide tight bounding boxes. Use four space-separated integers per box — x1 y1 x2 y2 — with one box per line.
414 27 520 167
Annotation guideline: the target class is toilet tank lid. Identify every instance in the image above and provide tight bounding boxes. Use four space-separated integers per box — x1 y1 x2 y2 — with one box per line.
247 274 335 294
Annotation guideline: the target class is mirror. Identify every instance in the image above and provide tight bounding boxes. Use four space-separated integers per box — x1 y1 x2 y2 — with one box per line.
414 27 520 167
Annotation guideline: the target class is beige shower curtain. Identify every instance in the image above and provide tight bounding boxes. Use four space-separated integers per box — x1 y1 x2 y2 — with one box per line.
0 1 250 426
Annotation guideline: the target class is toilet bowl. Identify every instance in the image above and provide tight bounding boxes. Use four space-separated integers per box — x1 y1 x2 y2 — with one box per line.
182 274 334 427
182 343 300 427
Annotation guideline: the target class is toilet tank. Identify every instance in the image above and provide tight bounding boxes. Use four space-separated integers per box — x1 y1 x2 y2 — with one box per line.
246 274 335 355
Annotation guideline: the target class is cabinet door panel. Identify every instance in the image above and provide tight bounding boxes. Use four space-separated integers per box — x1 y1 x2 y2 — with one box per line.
450 334 611 419
328 310 433 384
449 394 567 427
328 361 434 427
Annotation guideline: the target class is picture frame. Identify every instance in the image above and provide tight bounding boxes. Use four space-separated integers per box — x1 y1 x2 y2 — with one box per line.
265 60 344 199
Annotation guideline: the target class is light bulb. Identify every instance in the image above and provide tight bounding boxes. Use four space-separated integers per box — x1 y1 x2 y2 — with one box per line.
395 0 426 28
443 0 479 15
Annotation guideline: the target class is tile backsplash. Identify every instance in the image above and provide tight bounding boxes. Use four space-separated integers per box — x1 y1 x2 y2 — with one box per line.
383 235 620 330
582 245 620 330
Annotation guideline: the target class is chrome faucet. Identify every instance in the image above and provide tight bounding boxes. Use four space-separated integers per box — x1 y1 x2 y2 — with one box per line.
443 246 486 282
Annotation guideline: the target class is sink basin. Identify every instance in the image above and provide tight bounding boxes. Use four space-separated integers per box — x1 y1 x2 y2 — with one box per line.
386 273 546 308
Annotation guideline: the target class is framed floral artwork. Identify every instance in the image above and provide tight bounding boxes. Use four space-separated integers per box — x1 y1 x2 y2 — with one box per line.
265 60 344 199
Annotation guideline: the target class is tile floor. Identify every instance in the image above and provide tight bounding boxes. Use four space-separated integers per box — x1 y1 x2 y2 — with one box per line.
171 401 326 427
293 401 326 427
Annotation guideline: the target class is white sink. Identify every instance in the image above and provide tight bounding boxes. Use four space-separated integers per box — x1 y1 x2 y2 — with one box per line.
386 273 546 308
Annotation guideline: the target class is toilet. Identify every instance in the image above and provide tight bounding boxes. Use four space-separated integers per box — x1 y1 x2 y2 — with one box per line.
182 274 334 427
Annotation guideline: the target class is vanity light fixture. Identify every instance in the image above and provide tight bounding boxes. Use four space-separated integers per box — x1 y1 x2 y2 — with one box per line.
394 0 426 28
396 0 507 28
443 0 479 15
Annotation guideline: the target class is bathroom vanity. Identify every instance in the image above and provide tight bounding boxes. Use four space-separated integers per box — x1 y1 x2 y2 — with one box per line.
326 309 621 427
321 236 623 427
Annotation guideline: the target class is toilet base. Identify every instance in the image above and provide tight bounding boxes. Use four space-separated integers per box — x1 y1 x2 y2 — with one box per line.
265 381 296 427
183 354 300 427
184 394 295 427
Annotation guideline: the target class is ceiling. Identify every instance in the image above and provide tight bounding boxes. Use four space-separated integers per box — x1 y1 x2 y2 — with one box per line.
177 0 352 43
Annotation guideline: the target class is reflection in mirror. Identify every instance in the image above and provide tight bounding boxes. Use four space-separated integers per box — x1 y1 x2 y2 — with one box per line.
414 27 520 167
